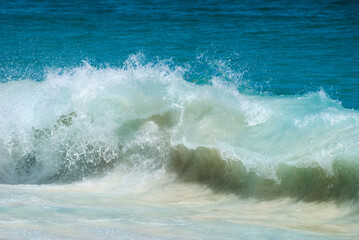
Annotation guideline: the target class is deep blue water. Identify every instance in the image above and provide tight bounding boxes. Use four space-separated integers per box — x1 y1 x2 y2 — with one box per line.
1 0 359 108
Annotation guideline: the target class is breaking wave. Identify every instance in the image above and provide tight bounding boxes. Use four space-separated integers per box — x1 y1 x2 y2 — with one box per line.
0 55 358 202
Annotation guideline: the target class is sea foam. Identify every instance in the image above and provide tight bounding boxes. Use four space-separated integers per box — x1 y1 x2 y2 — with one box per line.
0 56 358 201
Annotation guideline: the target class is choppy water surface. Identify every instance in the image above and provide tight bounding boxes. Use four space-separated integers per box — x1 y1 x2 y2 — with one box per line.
0 0 359 239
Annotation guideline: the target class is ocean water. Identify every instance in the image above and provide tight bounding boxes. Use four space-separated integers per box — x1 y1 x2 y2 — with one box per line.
0 0 359 239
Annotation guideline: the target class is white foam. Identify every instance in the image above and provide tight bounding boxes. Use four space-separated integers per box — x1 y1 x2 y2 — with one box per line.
0 56 358 183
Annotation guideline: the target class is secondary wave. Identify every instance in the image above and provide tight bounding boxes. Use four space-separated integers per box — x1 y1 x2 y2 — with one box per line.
0 55 358 202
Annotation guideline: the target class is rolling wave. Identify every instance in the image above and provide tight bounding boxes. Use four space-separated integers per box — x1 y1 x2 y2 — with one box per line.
0 56 358 202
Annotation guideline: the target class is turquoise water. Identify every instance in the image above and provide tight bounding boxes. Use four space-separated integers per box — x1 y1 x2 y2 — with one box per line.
0 1 359 239
1 0 359 108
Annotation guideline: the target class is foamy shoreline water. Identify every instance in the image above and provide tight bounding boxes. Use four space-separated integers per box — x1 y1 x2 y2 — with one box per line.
0 173 357 239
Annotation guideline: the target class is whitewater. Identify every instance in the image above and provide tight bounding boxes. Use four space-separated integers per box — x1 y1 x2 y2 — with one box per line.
0 56 358 239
